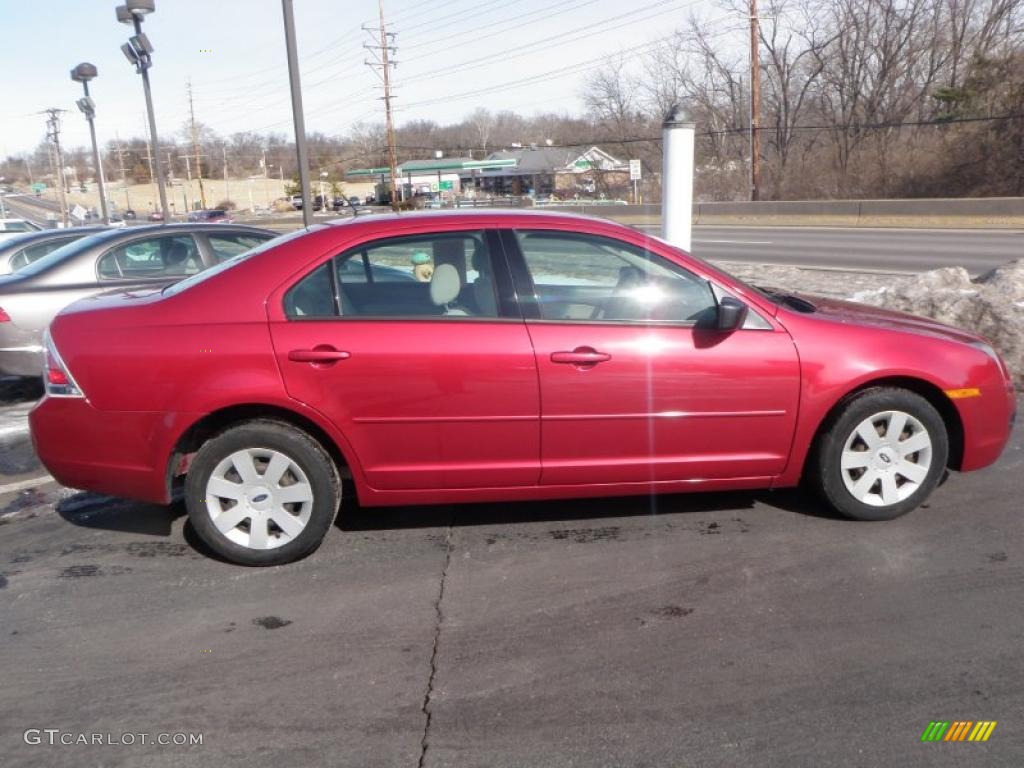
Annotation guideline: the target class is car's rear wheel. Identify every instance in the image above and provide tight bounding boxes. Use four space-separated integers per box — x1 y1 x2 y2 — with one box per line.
813 388 948 521
184 420 340 565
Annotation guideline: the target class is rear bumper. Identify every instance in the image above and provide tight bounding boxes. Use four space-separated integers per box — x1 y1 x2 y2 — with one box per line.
29 396 197 504
0 324 44 376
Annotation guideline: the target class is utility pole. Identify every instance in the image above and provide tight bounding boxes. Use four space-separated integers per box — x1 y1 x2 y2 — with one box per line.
281 0 312 227
113 135 132 210
187 80 207 209
166 150 177 217
222 145 230 206
43 109 69 227
143 132 158 217
365 0 400 209
183 155 192 211
749 0 762 202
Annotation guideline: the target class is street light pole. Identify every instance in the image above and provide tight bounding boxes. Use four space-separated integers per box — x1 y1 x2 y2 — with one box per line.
281 0 312 228
71 63 109 224
117 1 170 221
661 104 695 253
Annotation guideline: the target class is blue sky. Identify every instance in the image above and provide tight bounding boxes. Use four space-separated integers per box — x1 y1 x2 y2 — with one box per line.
1 0 716 156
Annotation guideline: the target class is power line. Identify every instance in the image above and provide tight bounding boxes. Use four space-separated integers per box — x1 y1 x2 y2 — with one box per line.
400 0 603 53
394 0 526 36
401 0 687 85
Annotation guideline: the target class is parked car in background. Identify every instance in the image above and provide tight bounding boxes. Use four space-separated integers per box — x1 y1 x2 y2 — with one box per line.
188 209 234 224
290 195 303 210
0 223 276 376
28 211 1015 566
0 227 105 275
0 219 43 242
148 212 164 222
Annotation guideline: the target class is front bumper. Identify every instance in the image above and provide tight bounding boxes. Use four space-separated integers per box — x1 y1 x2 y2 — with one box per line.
956 377 1017 472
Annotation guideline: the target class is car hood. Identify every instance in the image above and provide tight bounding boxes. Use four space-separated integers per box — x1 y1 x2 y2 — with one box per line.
788 293 986 345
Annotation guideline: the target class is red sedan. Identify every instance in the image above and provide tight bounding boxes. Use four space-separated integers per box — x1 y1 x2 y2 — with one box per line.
30 211 1016 565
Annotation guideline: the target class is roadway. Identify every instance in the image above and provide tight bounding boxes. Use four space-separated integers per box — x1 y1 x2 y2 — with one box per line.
637 224 1023 275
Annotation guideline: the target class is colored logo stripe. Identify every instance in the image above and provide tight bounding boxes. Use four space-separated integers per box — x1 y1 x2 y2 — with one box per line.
921 721 996 742
969 722 997 742
944 721 972 741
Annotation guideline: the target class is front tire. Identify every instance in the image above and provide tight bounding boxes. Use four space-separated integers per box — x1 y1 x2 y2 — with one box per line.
813 388 948 521
185 420 340 565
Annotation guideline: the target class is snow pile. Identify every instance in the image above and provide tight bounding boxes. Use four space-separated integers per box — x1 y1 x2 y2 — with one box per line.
854 261 1024 387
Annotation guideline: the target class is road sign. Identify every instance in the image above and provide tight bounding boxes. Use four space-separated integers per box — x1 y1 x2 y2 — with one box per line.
71 204 88 222
439 180 454 191
629 159 642 181
31 183 46 194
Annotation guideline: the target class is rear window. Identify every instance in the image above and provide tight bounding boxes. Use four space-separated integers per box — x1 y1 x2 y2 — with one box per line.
0 221 39 232
11 237 78 271
12 232 114 277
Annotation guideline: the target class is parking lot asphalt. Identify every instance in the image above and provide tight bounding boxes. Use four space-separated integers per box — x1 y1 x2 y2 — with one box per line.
1 389 1022 767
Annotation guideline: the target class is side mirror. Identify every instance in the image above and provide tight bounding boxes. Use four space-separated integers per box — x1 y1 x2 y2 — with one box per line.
717 296 748 331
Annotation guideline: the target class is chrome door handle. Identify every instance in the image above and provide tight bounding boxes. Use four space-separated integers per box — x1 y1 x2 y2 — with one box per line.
551 348 612 365
288 348 351 363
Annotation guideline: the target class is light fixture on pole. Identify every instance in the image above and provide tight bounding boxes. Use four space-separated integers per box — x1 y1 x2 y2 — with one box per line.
70 62 110 225
116 0 170 222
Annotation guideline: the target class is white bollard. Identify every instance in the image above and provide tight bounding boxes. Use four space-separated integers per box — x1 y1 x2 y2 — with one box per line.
661 105 695 252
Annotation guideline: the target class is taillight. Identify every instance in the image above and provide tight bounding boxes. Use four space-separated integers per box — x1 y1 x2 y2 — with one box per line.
42 328 83 398
0 306 10 323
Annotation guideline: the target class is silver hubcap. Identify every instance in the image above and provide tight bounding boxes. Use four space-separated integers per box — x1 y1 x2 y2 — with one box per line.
205 448 314 550
840 410 933 507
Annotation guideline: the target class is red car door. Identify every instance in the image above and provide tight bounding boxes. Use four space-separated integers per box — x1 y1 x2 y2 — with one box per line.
269 229 540 491
503 228 800 487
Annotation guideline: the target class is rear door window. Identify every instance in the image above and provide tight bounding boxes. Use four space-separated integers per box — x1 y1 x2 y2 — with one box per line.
283 231 504 319
97 235 203 280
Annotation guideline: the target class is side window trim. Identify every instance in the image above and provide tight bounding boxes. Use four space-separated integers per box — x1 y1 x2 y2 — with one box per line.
497 228 541 320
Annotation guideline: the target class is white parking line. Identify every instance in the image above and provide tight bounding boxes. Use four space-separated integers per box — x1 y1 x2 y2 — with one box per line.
0 424 29 438
0 475 55 496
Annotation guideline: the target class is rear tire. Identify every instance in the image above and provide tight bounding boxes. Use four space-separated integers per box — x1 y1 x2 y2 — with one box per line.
813 388 948 521
185 420 340 565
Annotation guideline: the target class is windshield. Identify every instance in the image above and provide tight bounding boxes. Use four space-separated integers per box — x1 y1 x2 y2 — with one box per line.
161 229 297 297
12 232 115 276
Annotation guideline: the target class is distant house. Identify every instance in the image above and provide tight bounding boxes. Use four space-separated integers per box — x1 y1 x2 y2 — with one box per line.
468 145 630 198
345 146 631 203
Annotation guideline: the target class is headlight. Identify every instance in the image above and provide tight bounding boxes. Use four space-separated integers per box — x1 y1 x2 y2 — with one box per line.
971 341 1010 380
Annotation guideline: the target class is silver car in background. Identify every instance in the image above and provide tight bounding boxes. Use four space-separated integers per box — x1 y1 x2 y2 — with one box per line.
0 227 106 275
0 223 277 376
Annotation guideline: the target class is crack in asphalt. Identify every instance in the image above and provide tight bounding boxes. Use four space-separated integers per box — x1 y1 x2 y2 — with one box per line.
418 521 453 768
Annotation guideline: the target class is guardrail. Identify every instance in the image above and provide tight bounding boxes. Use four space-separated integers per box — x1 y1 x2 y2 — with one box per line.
544 198 1024 228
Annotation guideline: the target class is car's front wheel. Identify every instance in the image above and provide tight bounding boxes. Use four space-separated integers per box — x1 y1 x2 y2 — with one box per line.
184 420 340 565
813 388 949 521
